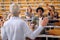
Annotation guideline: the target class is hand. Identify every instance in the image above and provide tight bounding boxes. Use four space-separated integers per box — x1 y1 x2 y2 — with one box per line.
26 16 30 19
41 17 49 26
46 4 53 11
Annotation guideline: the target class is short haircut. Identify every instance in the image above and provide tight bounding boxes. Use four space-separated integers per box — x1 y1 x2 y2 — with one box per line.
50 5 55 11
36 7 44 13
10 3 20 13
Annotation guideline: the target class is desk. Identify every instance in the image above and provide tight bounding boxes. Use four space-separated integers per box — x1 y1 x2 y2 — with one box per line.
38 35 60 40
26 26 60 40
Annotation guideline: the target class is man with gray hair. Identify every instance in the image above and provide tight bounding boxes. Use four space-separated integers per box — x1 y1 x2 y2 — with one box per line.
1 3 48 40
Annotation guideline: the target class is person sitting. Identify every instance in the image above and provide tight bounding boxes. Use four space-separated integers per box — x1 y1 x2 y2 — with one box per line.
25 6 34 21
46 4 59 26
46 4 59 19
33 7 44 26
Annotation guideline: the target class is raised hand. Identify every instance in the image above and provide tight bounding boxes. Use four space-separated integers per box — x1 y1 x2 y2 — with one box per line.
41 17 49 26
46 4 53 11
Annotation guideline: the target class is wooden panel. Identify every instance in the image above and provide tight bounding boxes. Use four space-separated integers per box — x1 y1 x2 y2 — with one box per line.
4 0 10 3
4 4 10 6
0 0 2 2
53 2 60 4
19 1 26 4
26 0 32 1
0 0 60 15
19 0 25 1
0 6 1 10
5 6 9 11
13 0 18 2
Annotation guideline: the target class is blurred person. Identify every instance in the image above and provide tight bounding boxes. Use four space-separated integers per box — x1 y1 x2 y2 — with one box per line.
46 4 59 26
25 6 34 26
33 7 44 26
25 6 34 20
32 7 48 40
30 20 37 31
31 7 47 40
46 4 59 40
1 3 48 40
46 4 59 19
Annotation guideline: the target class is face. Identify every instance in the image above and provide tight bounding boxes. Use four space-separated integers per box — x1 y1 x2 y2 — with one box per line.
27 7 32 13
37 9 42 16
51 8 54 11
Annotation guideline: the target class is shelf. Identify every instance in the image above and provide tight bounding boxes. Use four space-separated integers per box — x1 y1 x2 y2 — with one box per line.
0 4 60 7
4 0 10 2
18 1 27 4
1 7 60 10
18 0 26 1
0 0 60 13
0 0 2 2
14 0 18 2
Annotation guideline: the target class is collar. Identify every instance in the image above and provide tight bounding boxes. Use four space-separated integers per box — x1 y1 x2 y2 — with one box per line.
10 16 20 19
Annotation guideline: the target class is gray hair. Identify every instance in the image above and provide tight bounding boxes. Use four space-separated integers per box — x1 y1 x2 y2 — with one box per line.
10 3 20 13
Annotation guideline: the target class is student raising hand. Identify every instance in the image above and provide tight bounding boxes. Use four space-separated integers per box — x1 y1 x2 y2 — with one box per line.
41 17 49 26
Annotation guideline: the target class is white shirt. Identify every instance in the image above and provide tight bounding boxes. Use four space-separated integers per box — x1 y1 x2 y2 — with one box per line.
39 17 43 26
1 16 44 40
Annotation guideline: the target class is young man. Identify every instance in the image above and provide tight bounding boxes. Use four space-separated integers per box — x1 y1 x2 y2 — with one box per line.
1 3 48 40
33 7 44 26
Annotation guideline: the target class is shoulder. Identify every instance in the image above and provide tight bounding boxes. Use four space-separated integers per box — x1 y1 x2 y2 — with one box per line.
33 16 39 20
3 20 10 26
18 19 26 24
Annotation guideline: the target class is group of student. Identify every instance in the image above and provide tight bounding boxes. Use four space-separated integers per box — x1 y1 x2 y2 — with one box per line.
25 4 59 20
0 3 59 40
24 4 59 30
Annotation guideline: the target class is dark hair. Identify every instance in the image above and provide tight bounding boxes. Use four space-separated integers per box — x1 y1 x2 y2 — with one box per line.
36 7 44 13
31 20 37 25
50 5 55 11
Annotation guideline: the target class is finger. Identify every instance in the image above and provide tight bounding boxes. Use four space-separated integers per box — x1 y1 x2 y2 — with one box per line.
42 17 49 26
